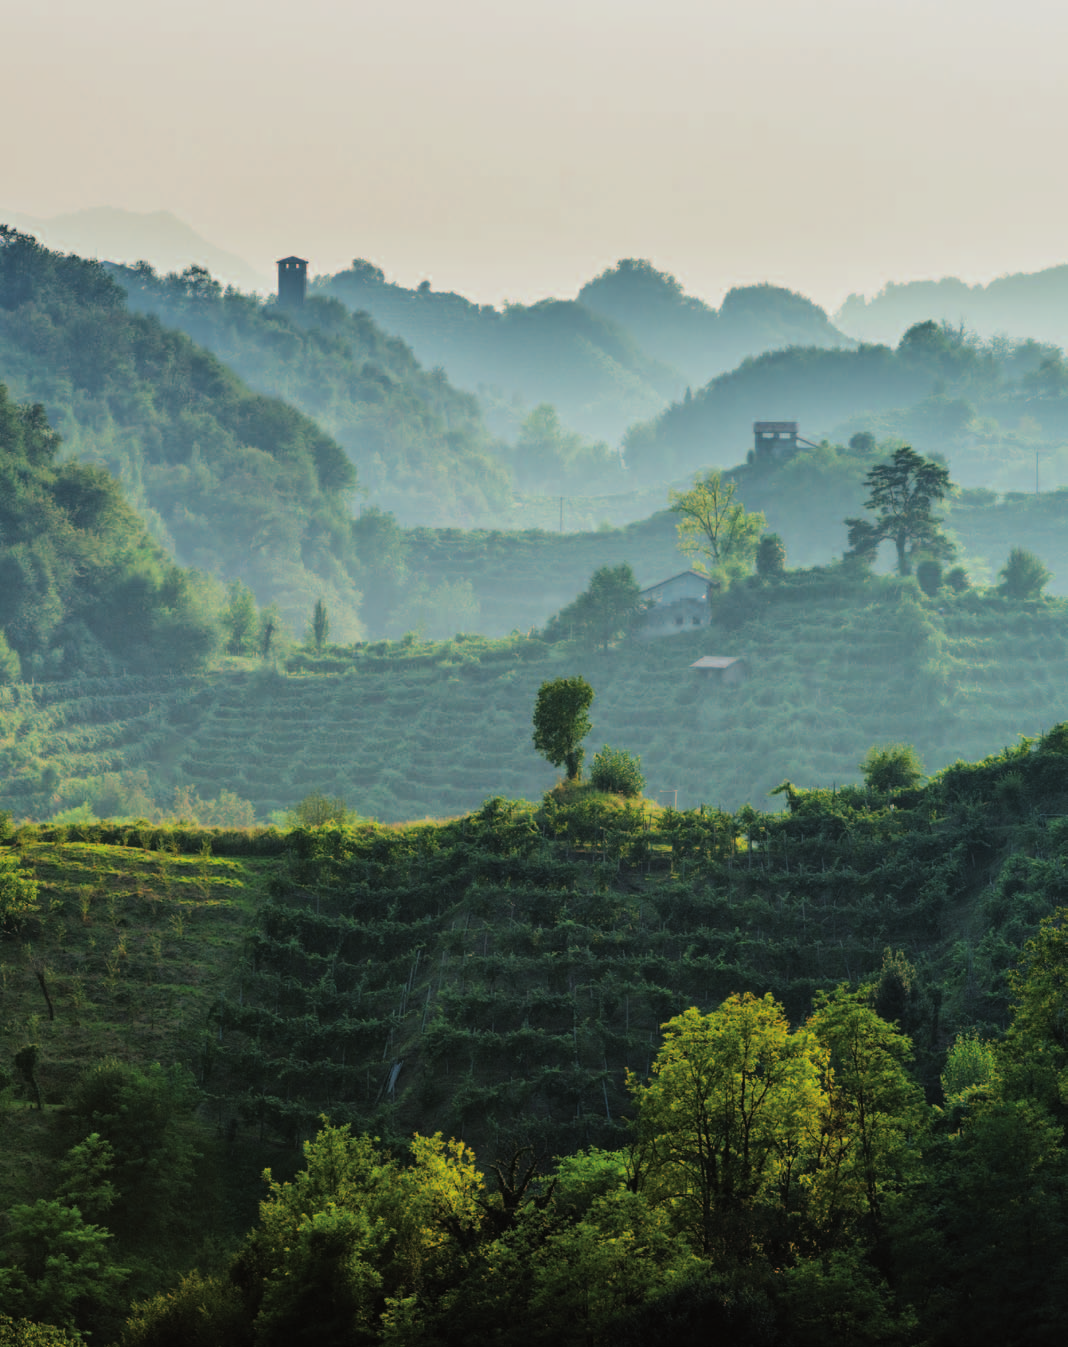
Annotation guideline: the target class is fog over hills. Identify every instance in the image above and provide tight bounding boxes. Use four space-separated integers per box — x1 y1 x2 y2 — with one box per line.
836 263 1068 348
315 257 853 444
0 206 267 292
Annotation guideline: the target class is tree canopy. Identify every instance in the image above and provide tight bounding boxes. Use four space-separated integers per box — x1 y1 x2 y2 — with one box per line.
0 384 222 679
669 471 765 578
845 446 953 575
544 564 644 649
532 676 595 780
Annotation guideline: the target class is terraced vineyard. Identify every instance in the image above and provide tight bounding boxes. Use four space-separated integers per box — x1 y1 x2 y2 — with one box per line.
208 725 1068 1156
0 829 278 1164
5 575 1068 826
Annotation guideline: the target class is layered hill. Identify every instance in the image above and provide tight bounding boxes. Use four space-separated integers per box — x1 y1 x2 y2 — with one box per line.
112 261 513 526
316 260 855 450
0 227 365 637
315 260 680 445
837 261 1068 347
578 258 851 387
6 568 1068 827
1 205 267 290
622 321 1068 488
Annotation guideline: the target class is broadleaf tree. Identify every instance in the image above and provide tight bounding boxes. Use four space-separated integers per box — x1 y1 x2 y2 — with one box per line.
532 676 594 781
546 564 644 649
669 471 765 578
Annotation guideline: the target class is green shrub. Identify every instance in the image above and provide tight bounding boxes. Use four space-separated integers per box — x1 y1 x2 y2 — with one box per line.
0 858 39 933
756 532 787 578
999 547 1051 599
915 558 943 597
860 743 925 793
288 792 349 827
589 745 645 797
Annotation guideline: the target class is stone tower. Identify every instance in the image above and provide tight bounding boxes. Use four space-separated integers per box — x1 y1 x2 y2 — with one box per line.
277 255 308 309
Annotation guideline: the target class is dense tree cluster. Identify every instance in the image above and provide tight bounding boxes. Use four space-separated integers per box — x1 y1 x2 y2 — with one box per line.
110 922 1068 1346
0 230 362 638
0 384 221 679
115 261 512 527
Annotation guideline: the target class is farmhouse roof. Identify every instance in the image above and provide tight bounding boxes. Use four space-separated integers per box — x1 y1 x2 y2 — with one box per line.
640 570 710 596
690 656 744 670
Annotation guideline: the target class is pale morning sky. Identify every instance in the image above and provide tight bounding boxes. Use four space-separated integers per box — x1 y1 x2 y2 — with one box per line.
4 0 1065 308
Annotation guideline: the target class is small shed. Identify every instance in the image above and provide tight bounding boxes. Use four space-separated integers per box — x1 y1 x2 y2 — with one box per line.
637 570 714 639
690 655 747 685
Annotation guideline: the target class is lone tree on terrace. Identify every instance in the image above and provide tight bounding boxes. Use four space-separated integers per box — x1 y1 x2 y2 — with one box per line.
532 676 594 781
845 446 953 575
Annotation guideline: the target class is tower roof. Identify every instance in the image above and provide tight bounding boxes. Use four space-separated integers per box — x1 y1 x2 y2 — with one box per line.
277 256 308 266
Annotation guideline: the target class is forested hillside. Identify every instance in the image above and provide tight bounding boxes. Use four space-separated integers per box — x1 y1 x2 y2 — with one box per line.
0 386 225 681
112 261 513 526
623 320 1067 488
0 227 365 637
315 260 680 444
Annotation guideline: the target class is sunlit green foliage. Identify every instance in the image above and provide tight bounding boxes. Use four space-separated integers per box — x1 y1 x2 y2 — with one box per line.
861 743 925 794
589 745 645 797
0 856 39 931
940 1029 998 1101
287 792 349 827
670 470 765 578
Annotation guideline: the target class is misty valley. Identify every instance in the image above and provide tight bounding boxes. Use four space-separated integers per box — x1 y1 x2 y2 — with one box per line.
4 225 1068 1345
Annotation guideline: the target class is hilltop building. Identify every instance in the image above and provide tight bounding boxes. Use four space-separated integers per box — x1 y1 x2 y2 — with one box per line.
753 422 820 460
636 570 714 639
277 256 308 309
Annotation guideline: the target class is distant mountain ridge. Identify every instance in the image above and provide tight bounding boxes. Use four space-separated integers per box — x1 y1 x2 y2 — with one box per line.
0 206 267 292
578 258 852 387
317 258 853 444
836 262 1068 347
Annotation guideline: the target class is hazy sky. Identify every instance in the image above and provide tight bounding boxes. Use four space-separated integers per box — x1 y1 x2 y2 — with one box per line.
5 0 1067 308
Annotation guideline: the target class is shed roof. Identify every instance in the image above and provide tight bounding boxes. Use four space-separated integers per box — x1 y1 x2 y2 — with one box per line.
640 569 710 597
690 656 744 669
